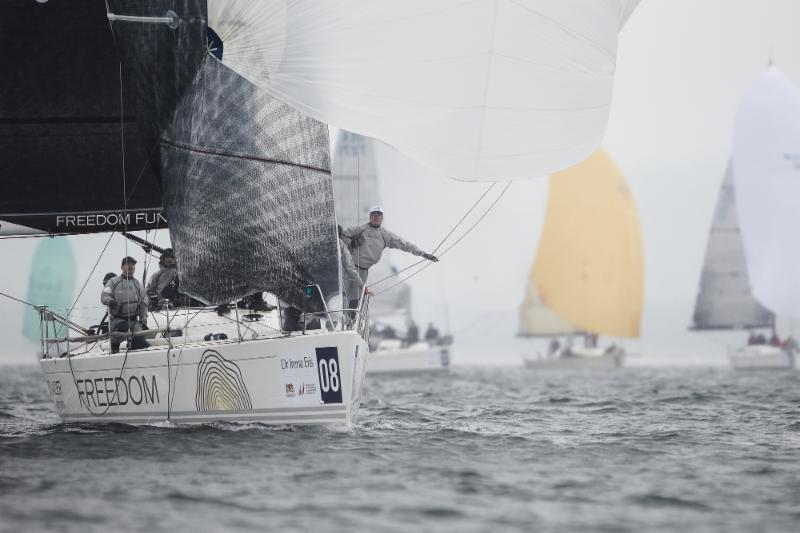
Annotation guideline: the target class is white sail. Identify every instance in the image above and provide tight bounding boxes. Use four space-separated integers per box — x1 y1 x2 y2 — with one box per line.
518 280 581 337
208 0 640 181
692 162 772 330
732 67 800 320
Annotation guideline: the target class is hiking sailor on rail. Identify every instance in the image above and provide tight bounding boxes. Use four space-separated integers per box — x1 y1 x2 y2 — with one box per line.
341 206 438 287
101 256 148 353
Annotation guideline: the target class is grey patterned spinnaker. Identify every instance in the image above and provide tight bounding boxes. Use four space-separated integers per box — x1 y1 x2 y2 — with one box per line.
691 162 772 330
107 0 339 309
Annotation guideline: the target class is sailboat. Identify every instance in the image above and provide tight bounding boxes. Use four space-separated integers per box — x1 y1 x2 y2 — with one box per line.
692 67 800 369
518 149 644 369
0 1 638 424
2 1 368 427
332 132 451 374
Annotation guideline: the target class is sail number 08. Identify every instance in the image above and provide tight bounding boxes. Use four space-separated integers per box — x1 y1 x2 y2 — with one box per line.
317 357 340 393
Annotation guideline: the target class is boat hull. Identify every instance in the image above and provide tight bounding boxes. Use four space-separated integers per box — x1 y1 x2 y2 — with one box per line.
523 347 625 369
40 330 368 428
368 343 451 375
729 345 795 369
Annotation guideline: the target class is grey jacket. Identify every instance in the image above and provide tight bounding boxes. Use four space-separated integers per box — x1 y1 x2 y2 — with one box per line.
342 223 425 269
146 265 178 298
101 275 148 320
340 240 364 291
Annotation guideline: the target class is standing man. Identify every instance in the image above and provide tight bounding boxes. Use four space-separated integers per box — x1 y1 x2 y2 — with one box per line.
342 206 438 285
101 256 148 353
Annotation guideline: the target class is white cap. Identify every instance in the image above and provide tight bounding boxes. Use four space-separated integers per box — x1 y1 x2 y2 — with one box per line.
370 205 383 214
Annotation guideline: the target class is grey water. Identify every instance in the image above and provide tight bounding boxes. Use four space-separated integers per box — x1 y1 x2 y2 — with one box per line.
1 365 799 532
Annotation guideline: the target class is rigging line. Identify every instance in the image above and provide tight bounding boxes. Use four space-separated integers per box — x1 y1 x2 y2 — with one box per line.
367 182 497 289
430 182 496 255
67 231 117 316
373 182 511 296
0 291 39 309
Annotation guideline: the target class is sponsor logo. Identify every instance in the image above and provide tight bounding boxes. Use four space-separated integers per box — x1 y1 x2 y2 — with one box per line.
196 350 253 411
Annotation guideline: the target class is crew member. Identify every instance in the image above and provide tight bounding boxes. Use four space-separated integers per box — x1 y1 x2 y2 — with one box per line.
341 206 438 285
101 256 148 353
146 248 178 302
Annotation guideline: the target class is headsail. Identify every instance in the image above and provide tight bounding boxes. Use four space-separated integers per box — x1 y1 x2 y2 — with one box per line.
517 280 580 338
527 149 643 338
691 162 772 330
0 0 164 237
206 0 640 181
107 1 339 309
732 67 800 320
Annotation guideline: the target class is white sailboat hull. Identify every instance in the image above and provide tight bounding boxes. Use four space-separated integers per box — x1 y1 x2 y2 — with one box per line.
368 341 451 375
523 346 625 370
40 330 368 428
728 345 795 370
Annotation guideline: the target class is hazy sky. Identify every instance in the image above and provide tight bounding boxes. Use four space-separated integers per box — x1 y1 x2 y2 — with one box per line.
3 0 800 366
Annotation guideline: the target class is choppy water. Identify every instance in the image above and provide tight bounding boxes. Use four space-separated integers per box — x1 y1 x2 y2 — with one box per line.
1 365 799 532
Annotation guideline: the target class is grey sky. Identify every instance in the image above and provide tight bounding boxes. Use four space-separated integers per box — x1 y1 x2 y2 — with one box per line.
2 0 799 366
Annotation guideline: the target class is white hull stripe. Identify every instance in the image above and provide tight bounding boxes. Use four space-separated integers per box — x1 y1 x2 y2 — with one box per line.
62 405 347 419
61 413 347 424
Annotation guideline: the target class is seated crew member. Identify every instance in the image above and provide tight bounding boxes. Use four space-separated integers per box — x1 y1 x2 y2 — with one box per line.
341 206 438 285
101 256 149 353
405 320 419 347
146 248 178 305
424 322 440 343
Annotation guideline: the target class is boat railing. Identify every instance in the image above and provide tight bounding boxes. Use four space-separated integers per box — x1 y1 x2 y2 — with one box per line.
39 291 373 358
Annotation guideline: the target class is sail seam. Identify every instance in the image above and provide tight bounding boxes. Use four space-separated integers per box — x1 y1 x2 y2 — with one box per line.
158 138 331 175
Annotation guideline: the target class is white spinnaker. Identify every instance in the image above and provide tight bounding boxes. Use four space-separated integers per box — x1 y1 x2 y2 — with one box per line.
732 67 800 320
208 0 639 181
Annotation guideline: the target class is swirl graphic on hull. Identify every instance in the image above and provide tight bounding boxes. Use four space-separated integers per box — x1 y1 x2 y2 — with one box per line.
195 350 253 411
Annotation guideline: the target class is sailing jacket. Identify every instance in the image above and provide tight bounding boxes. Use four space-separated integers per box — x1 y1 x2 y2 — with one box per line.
146 265 178 299
340 240 364 290
342 223 425 269
101 275 148 321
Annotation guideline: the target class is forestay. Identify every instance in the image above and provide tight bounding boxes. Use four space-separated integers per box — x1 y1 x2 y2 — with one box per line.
733 67 800 320
531 149 643 338
207 0 640 181
692 162 772 330
107 0 339 309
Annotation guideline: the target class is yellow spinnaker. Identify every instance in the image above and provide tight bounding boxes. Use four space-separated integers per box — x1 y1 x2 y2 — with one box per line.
530 149 643 338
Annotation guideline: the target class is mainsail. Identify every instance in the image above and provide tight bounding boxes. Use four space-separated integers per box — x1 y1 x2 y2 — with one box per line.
331 131 411 316
106 0 339 308
732 67 800 320
0 0 165 236
206 0 640 181
691 162 772 330
520 149 643 338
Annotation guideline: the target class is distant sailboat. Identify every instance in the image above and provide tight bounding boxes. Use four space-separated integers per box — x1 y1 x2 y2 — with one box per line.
694 66 800 369
518 149 643 369
689 162 788 368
